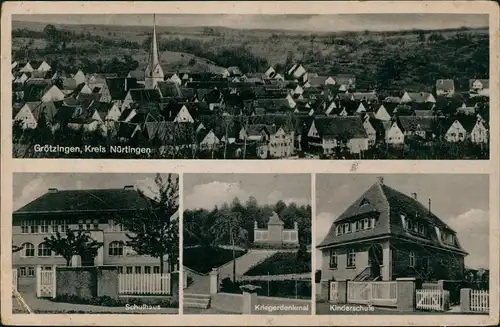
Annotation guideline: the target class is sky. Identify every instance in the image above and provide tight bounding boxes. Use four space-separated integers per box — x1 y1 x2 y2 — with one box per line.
12 14 488 32
315 174 490 269
12 173 178 211
183 173 311 210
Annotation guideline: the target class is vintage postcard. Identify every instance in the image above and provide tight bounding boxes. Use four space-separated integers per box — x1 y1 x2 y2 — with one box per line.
1 1 499 327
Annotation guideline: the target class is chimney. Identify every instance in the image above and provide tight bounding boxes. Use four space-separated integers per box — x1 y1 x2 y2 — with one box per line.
377 176 384 185
48 188 58 193
123 185 135 190
411 193 418 200
428 198 432 214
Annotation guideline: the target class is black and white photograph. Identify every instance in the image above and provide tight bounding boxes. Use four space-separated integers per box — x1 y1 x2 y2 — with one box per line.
182 174 312 314
314 174 490 315
11 173 180 314
10 12 490 159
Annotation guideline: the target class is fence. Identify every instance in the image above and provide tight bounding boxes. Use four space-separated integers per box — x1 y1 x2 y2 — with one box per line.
416 289 449 311
12 269 18 294
118 273 171 295
347 281 397 306
470 290 489 313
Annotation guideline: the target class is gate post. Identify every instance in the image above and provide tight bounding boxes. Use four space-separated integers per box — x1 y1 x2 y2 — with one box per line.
460 288 472 313
36 266 41 298
396 277 416 312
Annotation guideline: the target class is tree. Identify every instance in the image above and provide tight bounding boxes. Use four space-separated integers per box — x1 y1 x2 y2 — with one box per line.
210 210 248 282
118 173 179 275
43 228 104 267
12 243 24 253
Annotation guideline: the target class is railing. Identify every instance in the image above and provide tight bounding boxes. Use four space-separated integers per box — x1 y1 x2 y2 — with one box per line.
347 281 397 306
118 273 171 295
470 290 489 313
416 289 449 311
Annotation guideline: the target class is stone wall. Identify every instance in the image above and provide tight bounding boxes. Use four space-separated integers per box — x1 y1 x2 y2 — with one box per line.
56 267 97 299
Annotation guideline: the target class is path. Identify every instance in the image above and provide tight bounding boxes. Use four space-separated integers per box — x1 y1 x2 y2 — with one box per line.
17 290 178 314
184 272 211 295
218 249 277 280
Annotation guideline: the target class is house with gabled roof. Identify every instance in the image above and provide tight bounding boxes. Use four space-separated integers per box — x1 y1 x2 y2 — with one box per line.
106 77 138 107
121 88 161 111
400 92 436 104
317 177 467 282
375 103 398 121
307 117 369 155
164 103 195 123
436 79 455 97
444 116 488 144
13 102 42 129
398 116 438 140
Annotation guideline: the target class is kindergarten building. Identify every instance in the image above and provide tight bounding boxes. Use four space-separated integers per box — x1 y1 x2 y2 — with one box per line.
317 177 467 283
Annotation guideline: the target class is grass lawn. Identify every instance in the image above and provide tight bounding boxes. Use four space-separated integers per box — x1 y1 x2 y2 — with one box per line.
244 252 311 276
183 246 247 274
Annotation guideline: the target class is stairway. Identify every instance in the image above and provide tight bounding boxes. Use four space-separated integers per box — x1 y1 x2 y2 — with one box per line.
353 267 376 281
183 293 211 309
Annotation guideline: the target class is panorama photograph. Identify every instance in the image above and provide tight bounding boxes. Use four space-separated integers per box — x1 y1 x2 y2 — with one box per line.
11 13 490 159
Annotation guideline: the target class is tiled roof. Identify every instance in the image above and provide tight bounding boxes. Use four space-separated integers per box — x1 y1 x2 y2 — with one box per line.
14 187 150 214
313 117 368 139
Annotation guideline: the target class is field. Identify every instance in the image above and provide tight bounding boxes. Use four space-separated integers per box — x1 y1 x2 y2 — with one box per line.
12 20 488 89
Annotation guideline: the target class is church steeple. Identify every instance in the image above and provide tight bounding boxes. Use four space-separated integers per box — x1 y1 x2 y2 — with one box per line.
145 14 164 89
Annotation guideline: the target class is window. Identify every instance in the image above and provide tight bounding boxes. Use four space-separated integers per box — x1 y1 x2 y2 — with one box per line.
39 220 49 233
108 220 124 232
37 243 52 257
117 266 124 274
30 221 38 234
42 266 52 271
78 220 83 230
22 243 35 257
19 267 27 277
336 225 341 236
409 251 416 267
418 223 425 234
51 220 58 233
329 250 337 269
93 219 99 230
126 266 133 274
144 266 151 274
407 219 413 231
28 267 35 277
347 249 356 268
135 266 142 274
60 220 68 233
21 220 29 234
85 219 91 230
108 241 123 256
153 266 160 274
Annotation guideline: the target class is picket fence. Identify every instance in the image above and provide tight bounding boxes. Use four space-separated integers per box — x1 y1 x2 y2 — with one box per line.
347 281 397 306
470 290 489 313
416 289 449 311
12 269 18 293
118 273 171 295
